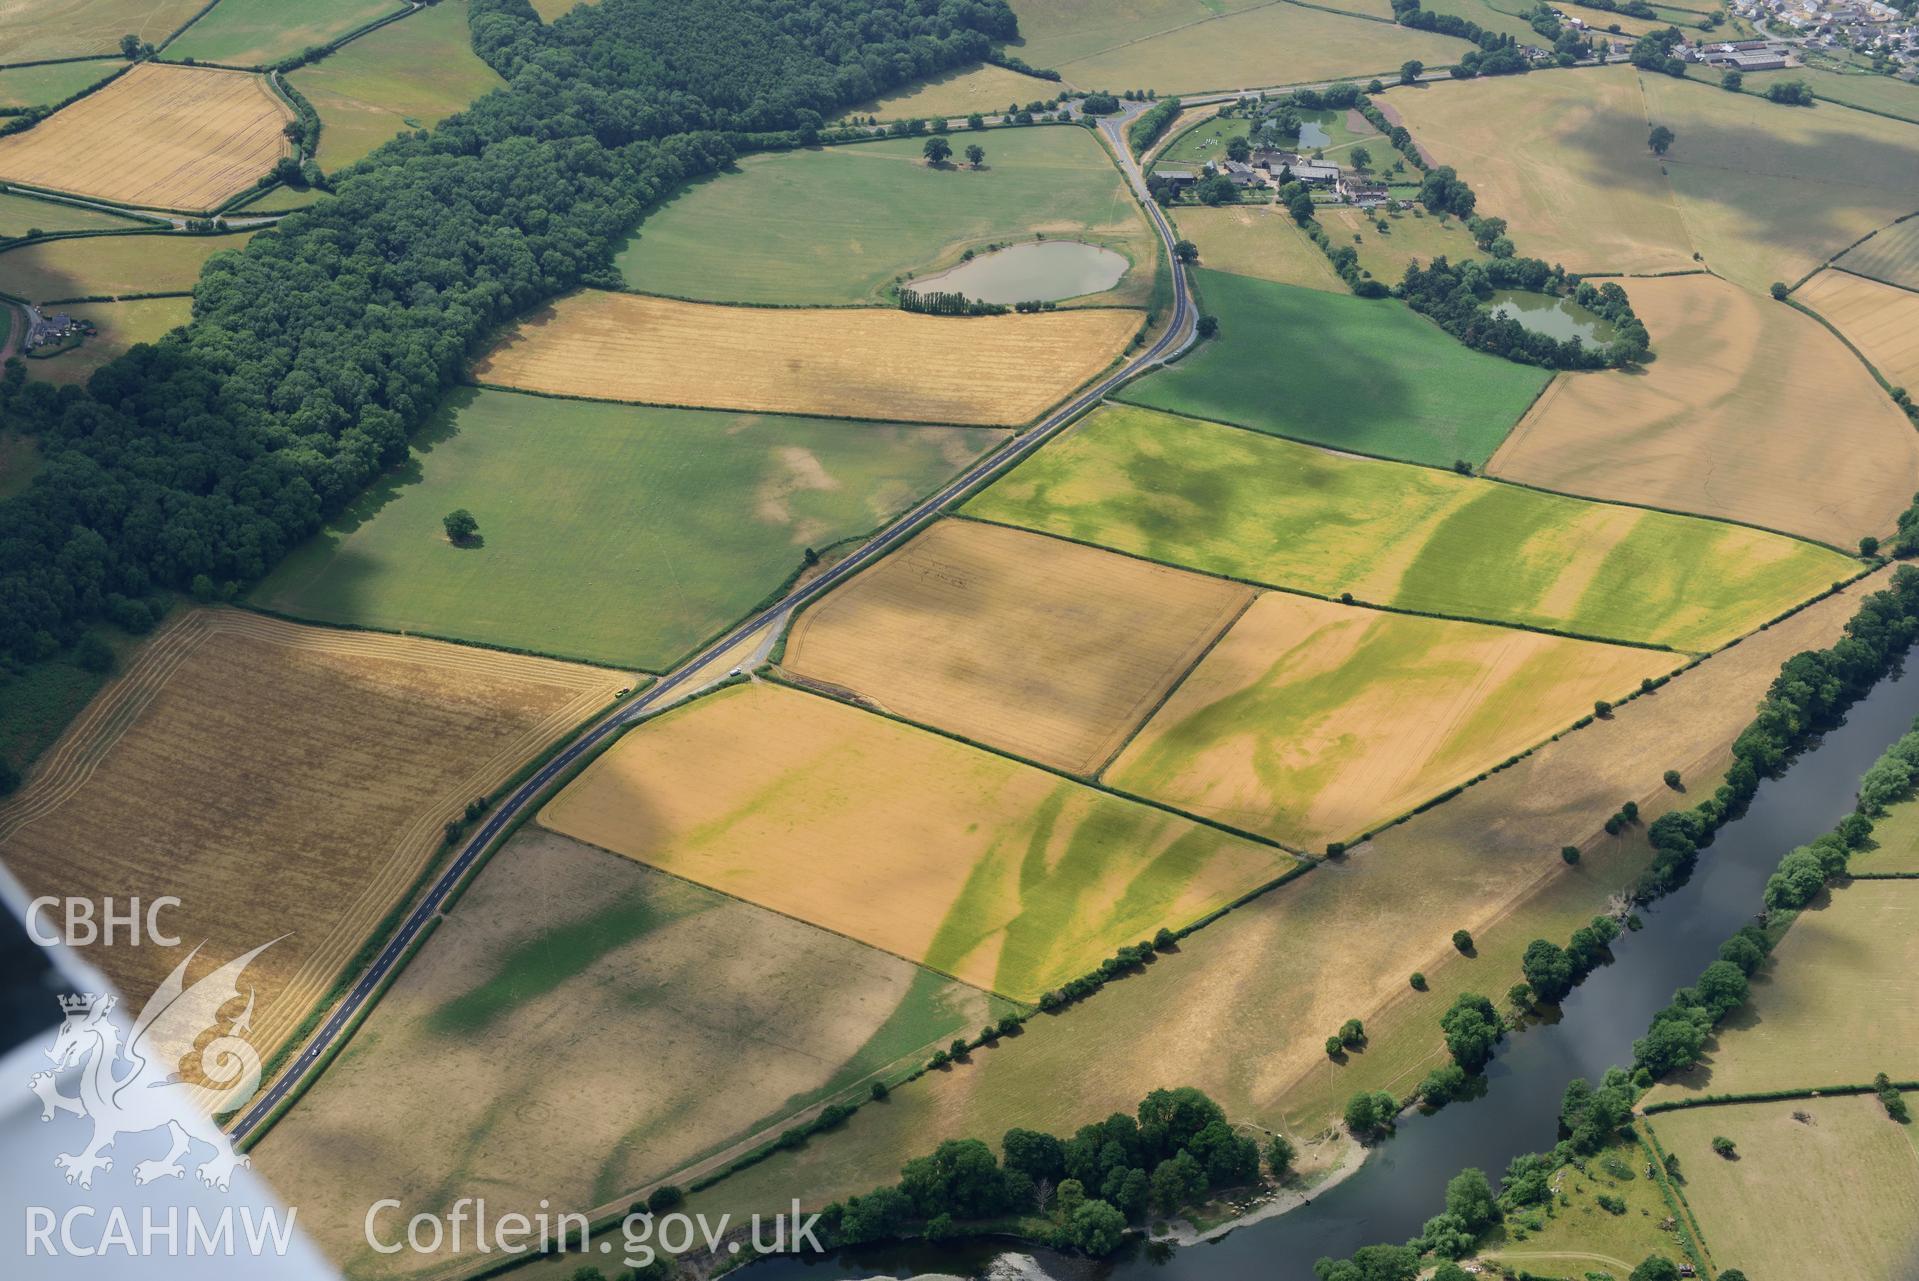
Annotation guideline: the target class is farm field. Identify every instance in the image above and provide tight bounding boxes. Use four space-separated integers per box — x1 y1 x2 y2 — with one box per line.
968 404 1851 651
472 290 1139 427
22 296 191 385
1488 273 1919 549
0 63 291 210
616 126 1158 306
1118 269 1550 467
0 610 630 1068
291 0 501 172
0 60 117 110
0 0 202 61
1002 0 1270 71
1855 790 1919 873
1389 66 1698 275
537 681 1285 1002
1171 205 1346 292
1640 71 1919 292
1690 62 1919 125
251 390 999 671
254 827 1003 1281
1316 202 1481 286
783 519 1255 775
165 0 405 67
0 228 255 300
1836 214 1919 289
0 189 149 235
840 62 1062 121
1648 1095 1919 1281
1107 592 1679 849
679 571 1884 1223
1154 114 1249 167
1418 0 1541 43
1480 1138 1690 1278
1645 880 1919 1099
1794 268 1919 391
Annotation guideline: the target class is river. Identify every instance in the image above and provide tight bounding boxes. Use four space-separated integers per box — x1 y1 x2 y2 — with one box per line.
741 655 1919 1280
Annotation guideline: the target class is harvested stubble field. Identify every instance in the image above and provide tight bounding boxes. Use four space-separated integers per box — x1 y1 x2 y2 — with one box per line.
1837 215 1919 291
0 189 147 236
166 0 405 68
472 290 1139 427
252 390 1000 671
25 296 191 385
678 572 1885 1224
0 610 629 1070
617 126 1158 307
841 62 1062 122
0 64 291 211
1489 273 1919 549
1645 880 1919 1100
538 681 1283 1002
1106 592 1678 849
1794 268 1919 392
1389 66 1698 276
1170 206 1346 292
254 828 1002 1281
1118 269 1550 467
968 405 1852 652
0 0 204 62
292 0 501 171
783 518 1255 775
0 228 255 301
1649 1095 1919 1281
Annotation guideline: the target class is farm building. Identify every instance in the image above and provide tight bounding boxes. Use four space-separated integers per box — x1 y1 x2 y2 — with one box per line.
1157 167 1198 194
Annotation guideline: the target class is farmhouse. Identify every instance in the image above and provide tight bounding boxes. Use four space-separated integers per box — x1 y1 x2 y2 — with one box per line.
1338 175 1390 207
21 304 84 350
1256 149 1340 183
1221 159 1264 188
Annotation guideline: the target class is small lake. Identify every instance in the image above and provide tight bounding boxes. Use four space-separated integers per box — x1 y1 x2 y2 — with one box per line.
909 241 1127 305
1487 289 1617 345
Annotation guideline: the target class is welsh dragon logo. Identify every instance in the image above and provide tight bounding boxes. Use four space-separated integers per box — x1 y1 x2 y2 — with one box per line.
28 939 276 1192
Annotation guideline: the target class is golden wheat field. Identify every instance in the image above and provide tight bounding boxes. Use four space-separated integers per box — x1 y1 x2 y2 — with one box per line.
0 610 629 1071
471 290 1142 426
0 63 291 210
1488 273 1919 548
784 519 1254 774
1795 268 1919 393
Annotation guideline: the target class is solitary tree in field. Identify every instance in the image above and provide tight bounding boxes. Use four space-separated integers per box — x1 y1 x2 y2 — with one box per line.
923 135 952 166
1196 314 1219 338
443 508 479 545
1710 1135 1736 1158
965 143 985 168
1648 124 1675 155
1349 145 1373 171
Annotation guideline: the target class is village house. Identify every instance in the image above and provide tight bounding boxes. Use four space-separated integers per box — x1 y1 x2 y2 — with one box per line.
1337 175 1390 207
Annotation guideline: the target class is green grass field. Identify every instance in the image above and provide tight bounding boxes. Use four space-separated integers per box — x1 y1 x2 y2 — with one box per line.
166 0 405 67
292 0 501 172
0 621 147 781
1856 787 1919 873
1482 1138 1695 1278
1687 63 1919 125
1117 269 1551 467
0 61 118 110
249 389 1002 670
0 191 149 237
0 230 255 302
1156 115 1249 167
24 296 190 386
966 404 1855 650
616 126 1157 306
1836 216 1919 292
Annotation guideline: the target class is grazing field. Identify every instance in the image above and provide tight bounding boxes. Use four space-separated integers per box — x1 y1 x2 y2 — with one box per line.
1855 790 1919 873
1688 63 1919 124
1645 881 1919 1099
616 126 1158 306
0 229 254 300
1481 1139 1689 1278
254 828 1002 1281
0 189 148 236
473 290 1139 427
1316 203 1481 287
841 62 1062 121
0 610 630 1067
1649 1096 1919 1281
1390 66 1698 275
0 0 203 61
784 519 1254 775
969 405 1850 651
1004 0 1269 71
23 296 190 385
538 682 1284 1002
0 64 291 210
1837 215 1919 290
1107 593 1678 848
1795 268 1919 391
252 390 999 670
1119 270 1549 466
678 572 1882 1223
0 61 117 110
1640 71 1919 292
1171 206 1345 292
165 0 404 67
292 0 501 171
0 228 254 300
1489 274 1919 549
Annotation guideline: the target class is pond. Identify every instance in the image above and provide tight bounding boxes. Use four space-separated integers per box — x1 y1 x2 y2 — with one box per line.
1295 118 1331 148
1486 289 1617 345
908 241 1128 306
742 654 1919 1281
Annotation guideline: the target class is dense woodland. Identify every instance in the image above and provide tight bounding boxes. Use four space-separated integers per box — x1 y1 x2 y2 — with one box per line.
0 0 1015 671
